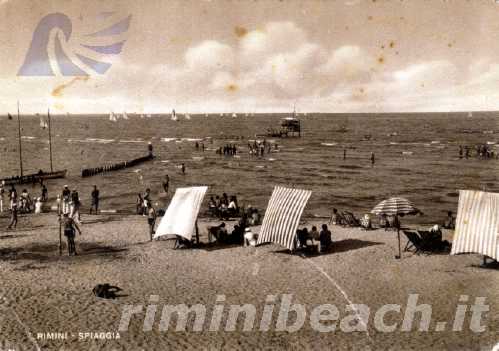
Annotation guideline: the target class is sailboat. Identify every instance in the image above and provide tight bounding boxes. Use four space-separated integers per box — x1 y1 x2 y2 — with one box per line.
467 111 473 118
122 111 129 120
232 113 237 118
109 112 118 122
39 115 48 129
185 113 191 120
171 109 178 121
140 114 145 119
1 105 66 185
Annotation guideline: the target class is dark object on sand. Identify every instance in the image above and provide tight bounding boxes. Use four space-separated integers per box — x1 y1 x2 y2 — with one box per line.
1 169 67 186
92 284 123 299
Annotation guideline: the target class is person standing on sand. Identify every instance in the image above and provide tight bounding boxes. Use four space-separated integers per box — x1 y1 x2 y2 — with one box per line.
181 163 186 175
343 148 347 160
6 200 18 230
319 224 332 253
9 186 17 211
147 202 157 241
143 189 151 215
0 181 4 213
41 184 48 202
70 188 81 223
162 175 169 194
148 142 153 157
90 185 100 214
62 213 81 255
62 185 70 215
370 152 375 166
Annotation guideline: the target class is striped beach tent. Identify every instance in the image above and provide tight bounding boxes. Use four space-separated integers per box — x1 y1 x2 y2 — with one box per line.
153 186 207 241
451 190 499 261
257 186 312 251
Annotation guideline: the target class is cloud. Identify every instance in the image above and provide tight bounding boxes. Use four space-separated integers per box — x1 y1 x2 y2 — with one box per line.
239 22 308 69
185 40 235 73
4 19 499 113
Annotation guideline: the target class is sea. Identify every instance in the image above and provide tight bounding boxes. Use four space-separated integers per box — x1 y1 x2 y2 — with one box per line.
1 112 498 226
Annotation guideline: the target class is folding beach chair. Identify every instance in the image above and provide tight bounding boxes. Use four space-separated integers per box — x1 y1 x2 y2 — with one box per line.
342 211 361 227
417 230 451 253
402 230 426 254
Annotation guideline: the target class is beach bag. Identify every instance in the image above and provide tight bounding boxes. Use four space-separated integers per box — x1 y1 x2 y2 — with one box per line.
92 284 122 299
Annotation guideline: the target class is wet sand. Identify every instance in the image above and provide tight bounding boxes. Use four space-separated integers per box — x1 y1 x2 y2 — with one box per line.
0 212 497 350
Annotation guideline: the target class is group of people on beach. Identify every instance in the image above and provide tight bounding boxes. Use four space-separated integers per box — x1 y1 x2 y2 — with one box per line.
208 193 240 219
59 184 101 255
296 224 333 253
216 144 238 156
248 139 276 157
459 144 497 159
194 141 205 151
2 182 48 229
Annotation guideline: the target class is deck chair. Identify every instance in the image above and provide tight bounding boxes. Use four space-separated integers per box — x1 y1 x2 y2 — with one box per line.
417 230 451 253
402 230 426 254
342 211 361 227
329 212 347 226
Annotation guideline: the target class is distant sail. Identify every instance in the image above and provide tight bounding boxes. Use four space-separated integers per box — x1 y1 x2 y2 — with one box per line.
140 114 145 119
109 112 118 122
185 114 191 120
171 109 178 121
122 111 128 120
468 111 473 118
232 113 237 118
39 116 48 129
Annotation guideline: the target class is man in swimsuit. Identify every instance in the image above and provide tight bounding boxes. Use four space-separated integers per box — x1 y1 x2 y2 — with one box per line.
62 213 82 255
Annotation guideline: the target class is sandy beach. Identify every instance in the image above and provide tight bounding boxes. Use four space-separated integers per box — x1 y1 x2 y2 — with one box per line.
0 212 497 350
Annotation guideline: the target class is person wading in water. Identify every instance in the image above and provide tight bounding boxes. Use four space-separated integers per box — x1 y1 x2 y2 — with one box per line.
62 213 82 255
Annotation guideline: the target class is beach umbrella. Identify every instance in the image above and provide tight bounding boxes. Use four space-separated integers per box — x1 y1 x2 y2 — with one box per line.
371 197 420 259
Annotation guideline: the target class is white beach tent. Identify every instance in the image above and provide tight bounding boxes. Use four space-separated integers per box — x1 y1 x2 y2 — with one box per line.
153 186 208 241
451 190 499 261
256 186 312 251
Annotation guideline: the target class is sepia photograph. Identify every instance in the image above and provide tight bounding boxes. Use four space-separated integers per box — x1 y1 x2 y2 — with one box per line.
0 0 498 350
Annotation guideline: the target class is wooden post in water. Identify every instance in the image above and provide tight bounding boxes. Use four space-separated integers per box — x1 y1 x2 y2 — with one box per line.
17 101 23 176
47 109 53 172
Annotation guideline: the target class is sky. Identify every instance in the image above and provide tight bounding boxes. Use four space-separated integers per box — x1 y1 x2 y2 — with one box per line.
1 0 499 114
